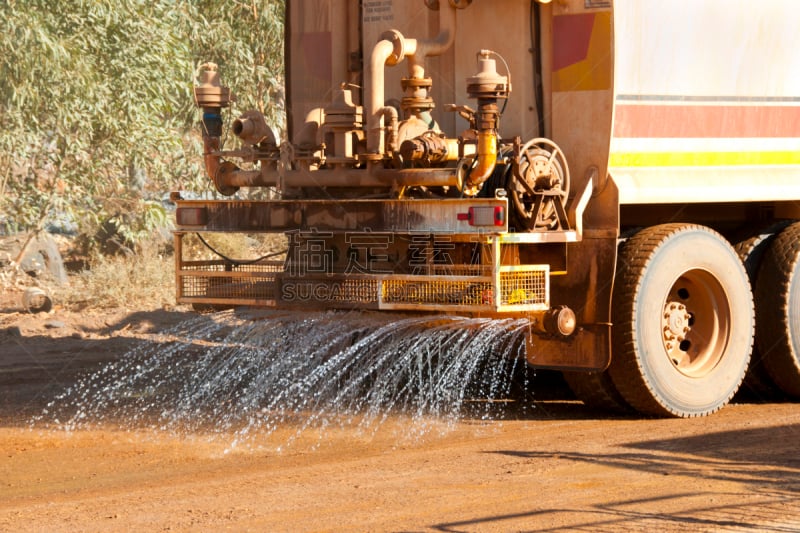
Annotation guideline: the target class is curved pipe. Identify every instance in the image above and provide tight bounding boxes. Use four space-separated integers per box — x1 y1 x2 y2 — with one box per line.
293 108 325 147
377 106 399 152
365 4 457 156
202 136 238 196
408 4 456 80
203 133 265 196
203 136 222 186
465 130 498 192
232 110 275 146
366 38 403 155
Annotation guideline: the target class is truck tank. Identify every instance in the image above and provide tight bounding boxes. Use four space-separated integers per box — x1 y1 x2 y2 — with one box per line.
174 0 800 417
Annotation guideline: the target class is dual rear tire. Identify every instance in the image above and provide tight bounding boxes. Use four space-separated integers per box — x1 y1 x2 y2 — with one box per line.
568 221 800 417
752 222 800 397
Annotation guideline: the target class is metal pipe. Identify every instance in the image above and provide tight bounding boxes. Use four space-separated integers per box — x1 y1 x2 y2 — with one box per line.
194 63 240 195
203 134 243 196
215 168 266 189
408 4 456 80
465 130 498 191
293 108 325 147
365 5 457 156
366 38 406 155
462 52 510 194
232 110 274 146
213 165 459 189
372 168 459 187
203 136 223 188
377 106 399 152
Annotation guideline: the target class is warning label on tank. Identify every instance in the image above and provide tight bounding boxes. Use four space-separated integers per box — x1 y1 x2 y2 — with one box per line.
363 0 393 23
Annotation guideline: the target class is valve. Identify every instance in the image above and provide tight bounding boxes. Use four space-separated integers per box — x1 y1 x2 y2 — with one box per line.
466 50 510 103
461 50 511 195
194 62 231 109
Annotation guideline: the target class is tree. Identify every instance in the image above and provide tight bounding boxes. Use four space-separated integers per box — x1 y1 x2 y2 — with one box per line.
187 0 285 130
0 0 285 250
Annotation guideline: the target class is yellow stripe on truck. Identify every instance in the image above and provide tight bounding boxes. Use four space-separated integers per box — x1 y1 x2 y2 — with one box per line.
609 151 800 167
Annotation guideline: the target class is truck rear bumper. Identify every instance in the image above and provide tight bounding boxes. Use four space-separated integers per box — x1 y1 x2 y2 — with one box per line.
173 196 511 235
174 232 549 314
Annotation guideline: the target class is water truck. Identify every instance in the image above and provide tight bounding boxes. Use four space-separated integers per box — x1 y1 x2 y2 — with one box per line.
173 0 800 417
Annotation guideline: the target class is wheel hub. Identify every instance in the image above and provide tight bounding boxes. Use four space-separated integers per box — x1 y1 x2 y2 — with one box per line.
663 301 690 344
660 271 730 378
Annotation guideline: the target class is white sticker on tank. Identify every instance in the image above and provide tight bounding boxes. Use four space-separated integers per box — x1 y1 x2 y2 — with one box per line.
363 0 393 23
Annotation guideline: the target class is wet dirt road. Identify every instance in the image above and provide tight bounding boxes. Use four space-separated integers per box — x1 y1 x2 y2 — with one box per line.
1 308 798 532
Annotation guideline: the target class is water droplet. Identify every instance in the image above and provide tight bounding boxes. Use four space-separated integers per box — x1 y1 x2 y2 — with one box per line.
33 310 533 448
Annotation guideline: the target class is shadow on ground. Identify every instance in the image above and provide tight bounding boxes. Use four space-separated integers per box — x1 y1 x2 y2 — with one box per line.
431 423 800 532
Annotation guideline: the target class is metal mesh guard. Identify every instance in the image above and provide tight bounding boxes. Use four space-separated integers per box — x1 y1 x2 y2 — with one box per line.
500 269 547 306
179 260 282 301
380 268 548 310
382 278 494 306
179 260 548 311
278 277 380 305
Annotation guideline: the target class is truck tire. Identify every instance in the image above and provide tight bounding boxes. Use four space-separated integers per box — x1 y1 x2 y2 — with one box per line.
734 223 792 399
754 221 800 398
608 224 753 417
562 370 632 413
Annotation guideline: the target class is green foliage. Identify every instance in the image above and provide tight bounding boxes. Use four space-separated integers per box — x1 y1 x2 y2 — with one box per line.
0 0 285 247
187 0 285 129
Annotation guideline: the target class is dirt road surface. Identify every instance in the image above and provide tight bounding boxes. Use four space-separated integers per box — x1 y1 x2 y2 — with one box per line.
1 306 799 532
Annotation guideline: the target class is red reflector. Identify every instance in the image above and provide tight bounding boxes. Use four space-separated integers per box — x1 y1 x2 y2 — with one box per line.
176 207 208 226
467 206 505 227
457 212 470 221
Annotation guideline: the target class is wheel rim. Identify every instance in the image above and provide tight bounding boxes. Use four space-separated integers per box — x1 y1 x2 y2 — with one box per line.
661 269 731 378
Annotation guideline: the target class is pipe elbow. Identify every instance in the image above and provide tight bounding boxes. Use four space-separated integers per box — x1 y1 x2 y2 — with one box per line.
408 3 456 77
366 38 397 116
465 131 498 193
366 37 406 154
416 4 456 58
203 136 240 196
294 108 325 147
377 106 399 152
413 31 454 62
202 135 221 179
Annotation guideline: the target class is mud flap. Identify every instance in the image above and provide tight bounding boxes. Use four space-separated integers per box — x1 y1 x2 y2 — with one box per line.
525 323 611 371
526 175 619 372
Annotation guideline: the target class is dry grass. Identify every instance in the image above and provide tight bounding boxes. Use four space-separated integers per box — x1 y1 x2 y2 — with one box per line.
180 232 288 262
2 231 288 313
56 243 178 311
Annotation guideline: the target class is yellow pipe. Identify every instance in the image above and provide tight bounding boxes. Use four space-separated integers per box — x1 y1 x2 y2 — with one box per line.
464 130 498 194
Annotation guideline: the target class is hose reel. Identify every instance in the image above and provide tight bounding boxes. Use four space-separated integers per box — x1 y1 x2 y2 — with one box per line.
509 138 570 231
